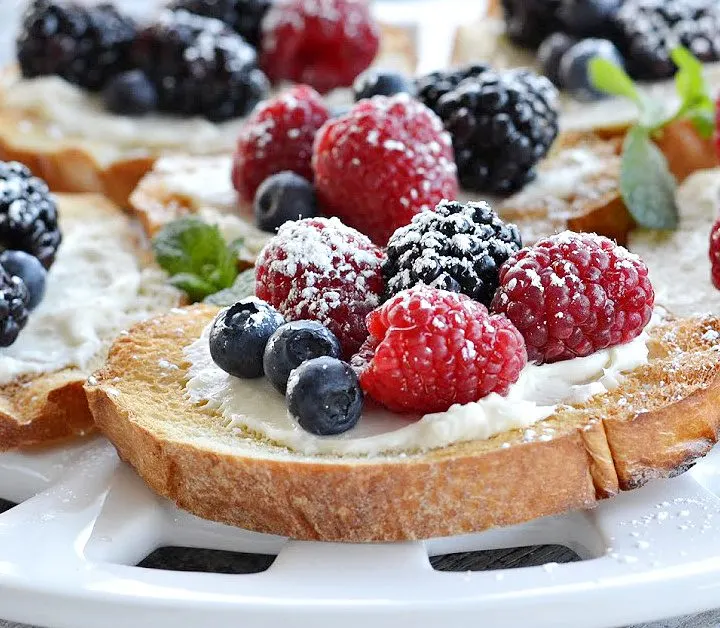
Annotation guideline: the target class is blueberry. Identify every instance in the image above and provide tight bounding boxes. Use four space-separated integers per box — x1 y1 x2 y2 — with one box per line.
263 320 341 393
0 250 46 310
558 0 621 37
286 356 363 436
209 298 285 378
559 39 625 101
254 171 317 233
537 33 577 86
103 70 158 116
353 69 415 101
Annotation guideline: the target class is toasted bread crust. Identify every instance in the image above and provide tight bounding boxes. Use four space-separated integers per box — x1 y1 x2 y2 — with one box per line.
86 306 720 541
0 193 177 451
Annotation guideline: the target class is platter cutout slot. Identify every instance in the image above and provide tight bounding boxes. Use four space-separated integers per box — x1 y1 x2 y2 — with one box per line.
137 546 276 574
431 544 582 572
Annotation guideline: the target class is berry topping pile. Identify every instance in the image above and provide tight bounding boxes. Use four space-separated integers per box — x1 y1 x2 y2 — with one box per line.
491 231 655 364
168 0 272 48
383 200 522 306
17 0 137 91
312 94 458 245
501 0 562 48
232 85 330 203
132 10 267 122
255 217 385 356
434 68 559 195
0 161 61 269
0 162 57 347
352 286 528 413
260 0 380 93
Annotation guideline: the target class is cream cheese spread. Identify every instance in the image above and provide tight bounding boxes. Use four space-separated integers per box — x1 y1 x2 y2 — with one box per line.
0 206 178 385
184 322 651 456
2 76 247 154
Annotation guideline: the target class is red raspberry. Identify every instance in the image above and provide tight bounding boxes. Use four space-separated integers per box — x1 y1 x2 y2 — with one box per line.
260 0 379 94
353 286 527 414
491 231 655 364
711 217 720 290
313 94 459 245
232 84 330 203
255 217 384 356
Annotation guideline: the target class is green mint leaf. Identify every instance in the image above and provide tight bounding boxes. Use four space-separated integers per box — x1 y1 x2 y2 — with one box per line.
204 268 256 306
169 273 218 303
686 107 715 139
228 237 246 260
589 57 644 106
669 46 715 136
152 216 239 302
620 127 678 230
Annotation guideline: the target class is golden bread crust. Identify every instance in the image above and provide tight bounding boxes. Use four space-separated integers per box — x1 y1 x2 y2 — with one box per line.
86 306 720 541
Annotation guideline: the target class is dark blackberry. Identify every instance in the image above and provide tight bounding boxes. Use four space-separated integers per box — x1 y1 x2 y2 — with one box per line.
436 68 559 195
612 0 720 80
16 0 137 91
500 0 562 48
414 63 490 113
0 267 30 348
168 0 271 48
0 162 61 270
383 200 522 307
132 10 269 122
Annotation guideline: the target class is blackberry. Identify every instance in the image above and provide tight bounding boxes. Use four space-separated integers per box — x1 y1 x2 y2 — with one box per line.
415 63 490 113
612 0 720 80
0 162 61 270
0 267 30 348
436 68 559 195
16 0 137 91
132 10 269 122
168 0 271 48
383 200 522 307
500 0 562 48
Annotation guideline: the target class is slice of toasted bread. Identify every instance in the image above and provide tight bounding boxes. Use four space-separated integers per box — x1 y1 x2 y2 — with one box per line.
0 193 179 451
85 305 720 542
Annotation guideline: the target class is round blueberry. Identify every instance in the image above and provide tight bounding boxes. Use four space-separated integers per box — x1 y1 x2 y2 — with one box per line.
0 250 46 310
209 298 285 378
559 38 625 101
537 33 577 87
263 320 341 393
353 69 415 101
558 0 621 37
287 356 363 436
103 70 158 116
254 171 317 233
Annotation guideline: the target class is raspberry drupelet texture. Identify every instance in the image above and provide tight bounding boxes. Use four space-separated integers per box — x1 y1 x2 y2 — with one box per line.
383 200 522 307
710 218 720 291
260 0 380 93
255 217 385 356
232 85 330 203
491 231 654 364
353 286 527 414
312 94 459 245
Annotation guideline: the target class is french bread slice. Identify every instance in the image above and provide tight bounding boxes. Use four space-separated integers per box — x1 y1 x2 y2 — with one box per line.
85 305 720 542
0 193 179 451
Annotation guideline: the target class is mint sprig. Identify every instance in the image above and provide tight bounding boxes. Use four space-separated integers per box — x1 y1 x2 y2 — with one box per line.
152 217 239 302
589 46 715 230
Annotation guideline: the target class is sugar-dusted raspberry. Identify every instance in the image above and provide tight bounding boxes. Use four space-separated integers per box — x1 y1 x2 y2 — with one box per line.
255 217 384 356
232 84 330 203
491 231 654 364
710 217 720 290
312 94 459 245
353 286 527 413
260 0 380 93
